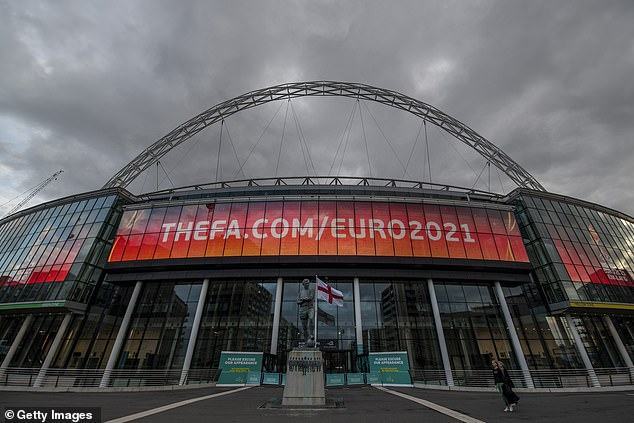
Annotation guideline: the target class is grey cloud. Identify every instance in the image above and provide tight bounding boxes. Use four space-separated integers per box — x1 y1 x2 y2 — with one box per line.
0 0 632 216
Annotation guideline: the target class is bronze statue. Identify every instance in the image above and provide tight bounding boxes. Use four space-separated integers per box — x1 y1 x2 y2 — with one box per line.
297 278 315 345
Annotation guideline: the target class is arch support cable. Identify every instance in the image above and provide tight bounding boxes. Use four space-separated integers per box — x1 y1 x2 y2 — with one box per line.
103 81 545 191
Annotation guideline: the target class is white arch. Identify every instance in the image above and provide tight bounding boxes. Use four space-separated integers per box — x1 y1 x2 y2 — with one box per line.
103 81 544 191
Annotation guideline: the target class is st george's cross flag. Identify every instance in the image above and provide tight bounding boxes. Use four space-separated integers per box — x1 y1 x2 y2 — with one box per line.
316 277 344 307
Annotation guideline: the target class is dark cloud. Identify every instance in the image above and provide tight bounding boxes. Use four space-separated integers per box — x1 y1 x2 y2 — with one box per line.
0 0 632 216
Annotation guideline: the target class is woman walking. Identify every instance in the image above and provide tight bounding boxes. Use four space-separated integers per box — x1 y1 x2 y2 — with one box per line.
492 360 519 412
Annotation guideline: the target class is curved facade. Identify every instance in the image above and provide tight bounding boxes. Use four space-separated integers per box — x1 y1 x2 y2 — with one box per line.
1 177 632 388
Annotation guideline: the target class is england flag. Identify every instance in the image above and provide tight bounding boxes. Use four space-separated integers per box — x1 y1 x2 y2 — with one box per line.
316 277 344 307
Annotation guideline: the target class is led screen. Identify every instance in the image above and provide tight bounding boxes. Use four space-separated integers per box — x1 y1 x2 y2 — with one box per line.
108 201 529 263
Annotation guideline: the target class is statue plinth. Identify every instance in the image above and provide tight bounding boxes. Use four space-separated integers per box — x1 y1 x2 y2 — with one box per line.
282 348 325 406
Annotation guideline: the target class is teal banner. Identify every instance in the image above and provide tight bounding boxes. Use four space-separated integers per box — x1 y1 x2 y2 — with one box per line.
262 373 280 385
217 351 263 385
246 371 261 385
368 351 412 386
346 373 364 385
366 372 381 384
326 373 345 386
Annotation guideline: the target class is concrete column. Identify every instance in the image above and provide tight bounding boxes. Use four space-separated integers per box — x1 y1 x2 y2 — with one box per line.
427 279 454 386
0 314 34 377
33 313 73 387
493 282 534 388
353 277 364 355
99 280 143 388
179 278 210 385
565 314 600 387
603 315 634 373
270 277 284 356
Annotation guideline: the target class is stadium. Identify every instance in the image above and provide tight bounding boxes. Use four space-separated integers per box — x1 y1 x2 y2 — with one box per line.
0 81 632 390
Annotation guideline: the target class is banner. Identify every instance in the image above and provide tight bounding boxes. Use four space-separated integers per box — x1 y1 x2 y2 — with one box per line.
262 373 281 385
368 351 412 386
217 351 263 386
326 373 345 386
109 200 529 263
346 373 364 385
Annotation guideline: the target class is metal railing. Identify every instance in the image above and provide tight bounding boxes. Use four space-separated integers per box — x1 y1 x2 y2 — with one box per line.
0 368 218 388
410 367 634 389
138 175 505 199
409 369 448 386
0 366 632 390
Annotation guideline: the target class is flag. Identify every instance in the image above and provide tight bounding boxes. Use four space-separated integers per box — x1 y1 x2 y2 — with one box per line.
317 306 335 326
316 276 344 307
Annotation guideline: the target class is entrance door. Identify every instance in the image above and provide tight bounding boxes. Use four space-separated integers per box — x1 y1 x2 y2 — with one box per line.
322 349 355 373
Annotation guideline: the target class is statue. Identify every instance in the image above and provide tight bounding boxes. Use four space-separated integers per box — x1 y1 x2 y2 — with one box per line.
282 278 326 407
297 278 315 345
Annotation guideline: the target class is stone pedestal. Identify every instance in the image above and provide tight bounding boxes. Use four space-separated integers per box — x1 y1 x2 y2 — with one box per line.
282 349 325 406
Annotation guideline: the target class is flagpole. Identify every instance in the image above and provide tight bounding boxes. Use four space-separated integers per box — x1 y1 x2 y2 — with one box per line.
314 275 318 348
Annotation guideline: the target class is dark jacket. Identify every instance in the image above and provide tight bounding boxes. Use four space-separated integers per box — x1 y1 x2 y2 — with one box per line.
493 367 514 387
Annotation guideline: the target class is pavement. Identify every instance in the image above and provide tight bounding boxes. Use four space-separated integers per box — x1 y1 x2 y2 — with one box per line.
1 385 633 422
391 387 634 423
0 387 236 422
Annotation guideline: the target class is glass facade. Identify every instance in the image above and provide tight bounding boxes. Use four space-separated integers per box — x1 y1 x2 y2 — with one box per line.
0 193 123 304
514 192 634 305
612 315 634 359
189 280 276 371
6 313 76 367
1 277 632 374
59 283 134 368
504 285 582 369
0 315 26 362
278 279 356 372
116 281 201 370
435 282 517 370
570 315 626 368
360 280 442 371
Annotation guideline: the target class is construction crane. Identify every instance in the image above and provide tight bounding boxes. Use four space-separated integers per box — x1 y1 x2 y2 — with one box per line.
4 169 64 217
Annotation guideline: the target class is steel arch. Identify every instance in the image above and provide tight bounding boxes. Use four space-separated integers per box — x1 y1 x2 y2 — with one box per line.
103 81 545 191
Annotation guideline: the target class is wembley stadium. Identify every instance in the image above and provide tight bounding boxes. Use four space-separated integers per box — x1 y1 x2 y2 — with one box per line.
0 81 632 390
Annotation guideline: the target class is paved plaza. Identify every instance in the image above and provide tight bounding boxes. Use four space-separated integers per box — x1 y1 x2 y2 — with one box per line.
2 385 633 422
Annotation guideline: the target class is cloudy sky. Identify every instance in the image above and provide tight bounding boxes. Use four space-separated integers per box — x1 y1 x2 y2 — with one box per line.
1 0 633 216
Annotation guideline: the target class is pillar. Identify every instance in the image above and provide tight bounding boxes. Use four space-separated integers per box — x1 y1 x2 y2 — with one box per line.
565 314 600 387
0 314 33 371
33 313 73 387
427 279 454 386
493 282 534 388
603 315 634 375
353 277 364 355
179 278 210 385
99 280 143 388
0 314 34 376
270 277 284 356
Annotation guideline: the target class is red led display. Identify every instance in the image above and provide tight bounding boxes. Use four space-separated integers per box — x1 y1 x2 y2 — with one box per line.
108 201 530 263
